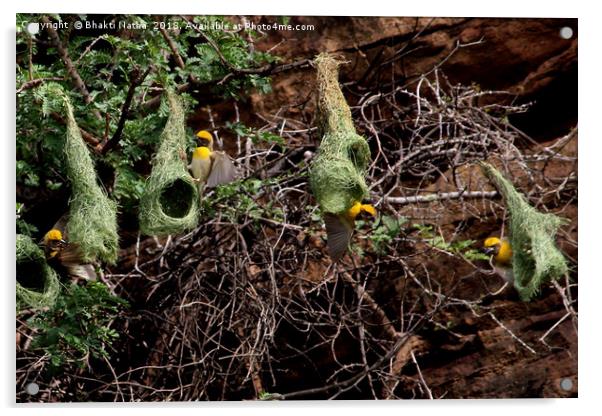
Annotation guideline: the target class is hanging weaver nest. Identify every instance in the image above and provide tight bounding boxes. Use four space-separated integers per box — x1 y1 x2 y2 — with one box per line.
309 53 371 214
16 234 61 310
480 162 568 300
61 94 119 264
139 90 199 236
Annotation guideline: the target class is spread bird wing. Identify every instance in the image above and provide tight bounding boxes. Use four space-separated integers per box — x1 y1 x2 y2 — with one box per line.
207 151 237 187
56 242 85 263
63 262 98 281
324 213 354 261
57 243 97 281
52 212 70 234
43 213 97 281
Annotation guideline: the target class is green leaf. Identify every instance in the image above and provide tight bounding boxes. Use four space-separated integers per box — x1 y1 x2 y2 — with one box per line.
28 281 128 369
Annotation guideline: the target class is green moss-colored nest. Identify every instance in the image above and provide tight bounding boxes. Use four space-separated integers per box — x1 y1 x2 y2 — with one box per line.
309 53 371 214
16 234 61 310
480 162 568 301
139 90 199 236
62 95 119 264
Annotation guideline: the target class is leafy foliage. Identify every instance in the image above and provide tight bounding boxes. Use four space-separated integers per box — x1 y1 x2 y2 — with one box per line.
226 121 286 147
415 224 489 261
16 203 38 236
203 178 284 225
29 281 128 369
369 215 407 254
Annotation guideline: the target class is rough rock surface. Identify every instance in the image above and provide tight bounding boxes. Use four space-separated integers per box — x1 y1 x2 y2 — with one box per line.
249 17 577 141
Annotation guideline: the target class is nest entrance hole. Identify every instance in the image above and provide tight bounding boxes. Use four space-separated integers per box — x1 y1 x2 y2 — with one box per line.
17 259 46 292
159 178 195 219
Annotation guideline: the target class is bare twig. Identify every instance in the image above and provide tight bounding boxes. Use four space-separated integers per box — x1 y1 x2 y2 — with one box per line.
385 190 498 205
410 351 433 399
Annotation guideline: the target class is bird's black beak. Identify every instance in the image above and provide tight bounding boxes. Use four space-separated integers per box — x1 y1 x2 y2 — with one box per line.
481 247 495 255
197 137 212 147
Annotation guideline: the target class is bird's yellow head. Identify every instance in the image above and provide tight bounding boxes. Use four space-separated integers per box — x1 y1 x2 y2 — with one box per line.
192 146 212 160
44 229 64 244
347 202 377 220
43 229 66 258
483 237 501 250
196 130 213 145
483 237 513 265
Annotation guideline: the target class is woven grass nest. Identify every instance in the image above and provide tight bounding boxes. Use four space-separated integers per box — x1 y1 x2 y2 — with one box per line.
480 162 568 300
139 90 199 236
309 53 371 215
62 94 119 264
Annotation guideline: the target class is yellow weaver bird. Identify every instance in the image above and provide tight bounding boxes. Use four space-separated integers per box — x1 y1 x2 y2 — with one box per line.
188 130 237 199
324 202 377 261
42 216 97 281
482 236 513 283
